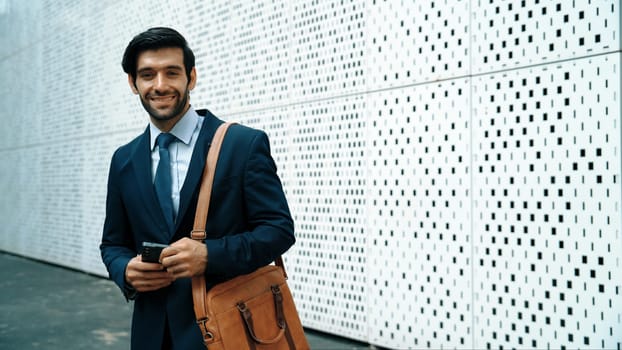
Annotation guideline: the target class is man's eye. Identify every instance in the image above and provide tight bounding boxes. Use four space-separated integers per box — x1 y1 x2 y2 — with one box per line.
168 71 179 76
139 73 154 79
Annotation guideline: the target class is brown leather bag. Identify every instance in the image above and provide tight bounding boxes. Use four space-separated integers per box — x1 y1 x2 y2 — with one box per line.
190 122 310 349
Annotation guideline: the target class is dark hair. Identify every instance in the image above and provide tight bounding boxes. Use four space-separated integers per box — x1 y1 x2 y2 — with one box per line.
122 27 195 83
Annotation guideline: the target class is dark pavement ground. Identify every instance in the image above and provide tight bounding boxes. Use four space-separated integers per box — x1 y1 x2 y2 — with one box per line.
0 252 371 350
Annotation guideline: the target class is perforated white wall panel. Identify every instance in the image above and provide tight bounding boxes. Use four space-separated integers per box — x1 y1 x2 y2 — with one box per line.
0 0 620 348
472 54 621 349
367 1 470 87
366 79 472 348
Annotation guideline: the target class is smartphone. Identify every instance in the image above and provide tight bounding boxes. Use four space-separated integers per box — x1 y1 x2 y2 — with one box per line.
140 242 168 263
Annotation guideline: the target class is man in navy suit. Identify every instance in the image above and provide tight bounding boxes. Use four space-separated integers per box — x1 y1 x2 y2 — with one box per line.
100 27 295 349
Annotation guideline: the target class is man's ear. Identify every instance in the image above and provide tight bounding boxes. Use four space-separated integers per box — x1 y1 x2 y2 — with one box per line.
128 74 138 94
187 67 197 91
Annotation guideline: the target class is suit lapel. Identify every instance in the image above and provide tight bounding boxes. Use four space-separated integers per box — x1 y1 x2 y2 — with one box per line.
176 110 223 231
129 127 168 233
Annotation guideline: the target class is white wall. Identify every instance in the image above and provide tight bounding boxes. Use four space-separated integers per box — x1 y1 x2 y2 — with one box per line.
0 1 620 348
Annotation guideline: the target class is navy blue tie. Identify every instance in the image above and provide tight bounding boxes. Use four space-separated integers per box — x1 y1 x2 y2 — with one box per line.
154 133 176 233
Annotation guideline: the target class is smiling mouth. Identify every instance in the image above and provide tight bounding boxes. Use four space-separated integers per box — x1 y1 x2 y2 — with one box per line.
149 95 176 106
150 95 175 101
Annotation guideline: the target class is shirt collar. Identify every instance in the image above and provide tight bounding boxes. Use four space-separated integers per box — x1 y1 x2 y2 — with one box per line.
149 108 200 151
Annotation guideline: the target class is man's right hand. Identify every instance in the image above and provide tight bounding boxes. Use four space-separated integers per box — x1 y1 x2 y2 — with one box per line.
125 255 175 292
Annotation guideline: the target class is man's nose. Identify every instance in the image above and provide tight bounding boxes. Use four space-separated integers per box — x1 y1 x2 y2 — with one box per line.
154 73 167 91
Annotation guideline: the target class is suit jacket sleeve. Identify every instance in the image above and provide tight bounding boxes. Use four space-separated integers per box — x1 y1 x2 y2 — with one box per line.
100 148 137 298
203 129 295 278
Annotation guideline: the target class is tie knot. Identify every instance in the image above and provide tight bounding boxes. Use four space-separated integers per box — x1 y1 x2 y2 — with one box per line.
156 133 176 149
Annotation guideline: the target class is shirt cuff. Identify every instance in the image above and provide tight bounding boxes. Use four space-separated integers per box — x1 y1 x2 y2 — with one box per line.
123 282 138 301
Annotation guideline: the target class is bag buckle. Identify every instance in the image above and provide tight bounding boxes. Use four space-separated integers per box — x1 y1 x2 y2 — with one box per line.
271 285 281 295
196 317 214 344
237 301 248 313
191 230 206 241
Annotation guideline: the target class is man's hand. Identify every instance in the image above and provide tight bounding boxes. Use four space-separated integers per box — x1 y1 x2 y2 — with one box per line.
160 237 208 279
125 255 174 292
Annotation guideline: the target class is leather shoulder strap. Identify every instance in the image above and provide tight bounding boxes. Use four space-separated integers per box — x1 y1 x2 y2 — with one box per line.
191 122 233 239
191 122 232 324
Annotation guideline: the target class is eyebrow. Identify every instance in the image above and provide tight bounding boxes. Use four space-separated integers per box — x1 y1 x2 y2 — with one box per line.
137 65 184 74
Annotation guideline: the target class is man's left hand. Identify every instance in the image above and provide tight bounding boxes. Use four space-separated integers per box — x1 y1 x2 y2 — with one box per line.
160 237 208 279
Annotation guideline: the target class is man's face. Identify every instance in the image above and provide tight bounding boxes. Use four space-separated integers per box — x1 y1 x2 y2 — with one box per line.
129 47 196 126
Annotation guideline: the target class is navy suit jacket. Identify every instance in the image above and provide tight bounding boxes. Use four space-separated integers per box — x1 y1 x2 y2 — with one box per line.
100 109 295 349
